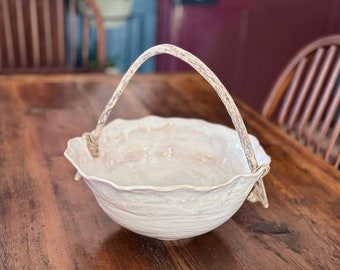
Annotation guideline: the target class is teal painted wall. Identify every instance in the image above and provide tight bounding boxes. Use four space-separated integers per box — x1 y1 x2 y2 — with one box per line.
105 0 157 73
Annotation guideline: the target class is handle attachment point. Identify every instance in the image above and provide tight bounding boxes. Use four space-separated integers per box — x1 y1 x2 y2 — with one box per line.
86 132 99 157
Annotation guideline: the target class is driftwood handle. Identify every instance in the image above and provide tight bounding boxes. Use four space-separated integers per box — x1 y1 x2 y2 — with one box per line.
85 44 269 207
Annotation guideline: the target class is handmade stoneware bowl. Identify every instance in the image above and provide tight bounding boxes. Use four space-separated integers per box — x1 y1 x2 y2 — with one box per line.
64 44 271 240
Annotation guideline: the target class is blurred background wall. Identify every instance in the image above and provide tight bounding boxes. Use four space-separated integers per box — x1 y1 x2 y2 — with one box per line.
100 0 157 73
100 0 340 111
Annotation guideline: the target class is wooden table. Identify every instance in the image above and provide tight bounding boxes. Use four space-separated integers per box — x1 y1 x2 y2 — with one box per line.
0 73 339 270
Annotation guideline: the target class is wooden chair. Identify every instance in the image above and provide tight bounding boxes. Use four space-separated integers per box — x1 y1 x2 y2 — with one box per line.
262 35 340 168
0 0 106 73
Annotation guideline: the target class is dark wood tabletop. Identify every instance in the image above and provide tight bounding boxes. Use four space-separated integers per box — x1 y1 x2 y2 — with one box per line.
0 73 339 270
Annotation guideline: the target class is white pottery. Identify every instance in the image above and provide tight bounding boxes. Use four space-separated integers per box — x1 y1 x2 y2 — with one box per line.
64 44 271 240
65 116 270 240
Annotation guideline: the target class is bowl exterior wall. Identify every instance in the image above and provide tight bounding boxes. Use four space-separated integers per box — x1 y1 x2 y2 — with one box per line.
84 175 259 240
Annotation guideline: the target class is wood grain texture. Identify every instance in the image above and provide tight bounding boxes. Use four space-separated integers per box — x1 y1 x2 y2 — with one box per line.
0 73 339 270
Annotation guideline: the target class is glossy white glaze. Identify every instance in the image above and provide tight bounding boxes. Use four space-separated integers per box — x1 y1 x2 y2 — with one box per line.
65 116 270 240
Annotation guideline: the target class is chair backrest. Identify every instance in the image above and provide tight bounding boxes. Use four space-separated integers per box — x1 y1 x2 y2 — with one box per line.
0 0 106 73
262 35 340 168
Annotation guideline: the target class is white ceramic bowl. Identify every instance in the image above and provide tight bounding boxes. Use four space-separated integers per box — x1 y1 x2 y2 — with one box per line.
65 116 270 240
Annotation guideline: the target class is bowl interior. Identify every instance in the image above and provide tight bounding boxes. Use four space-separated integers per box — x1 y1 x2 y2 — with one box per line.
65 116 270 187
